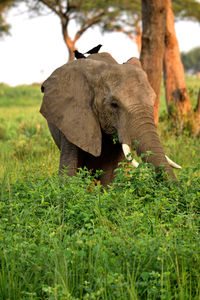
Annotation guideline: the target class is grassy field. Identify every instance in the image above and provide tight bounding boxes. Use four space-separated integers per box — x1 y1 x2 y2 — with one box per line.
0 80 200 299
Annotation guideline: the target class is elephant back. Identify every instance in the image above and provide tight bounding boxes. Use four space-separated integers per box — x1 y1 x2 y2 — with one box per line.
87 52 118 65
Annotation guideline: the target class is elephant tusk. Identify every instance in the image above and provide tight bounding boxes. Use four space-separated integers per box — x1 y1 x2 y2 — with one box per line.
122 146 181 169
122 144 139 168
165 155 182 169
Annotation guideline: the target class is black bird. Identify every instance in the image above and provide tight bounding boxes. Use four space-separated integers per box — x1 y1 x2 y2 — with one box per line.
74 50 86 59
85 44 102 54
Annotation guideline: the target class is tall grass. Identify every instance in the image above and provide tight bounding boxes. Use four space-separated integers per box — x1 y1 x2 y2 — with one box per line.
0 81 200 299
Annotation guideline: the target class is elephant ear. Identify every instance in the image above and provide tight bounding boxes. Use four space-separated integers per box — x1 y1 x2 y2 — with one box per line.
40 64 102 157
124 57 142 69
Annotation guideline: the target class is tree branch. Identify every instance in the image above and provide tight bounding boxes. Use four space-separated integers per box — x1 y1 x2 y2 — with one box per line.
57 0 63 14
39 0 62 18
74 10 106 42
104 23 137 42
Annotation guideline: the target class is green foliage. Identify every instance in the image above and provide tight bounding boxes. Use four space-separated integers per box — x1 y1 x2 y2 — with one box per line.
172 0 200 22
0 0 12 37
1 165 200 299
112 131 119 144
0 83 41 107
181 47 200 74
159 76 200 136
1 82 200 299
0 0 21 38
0 84 57 181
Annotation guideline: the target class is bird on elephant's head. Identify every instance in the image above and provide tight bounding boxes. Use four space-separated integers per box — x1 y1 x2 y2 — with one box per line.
40 52 181 186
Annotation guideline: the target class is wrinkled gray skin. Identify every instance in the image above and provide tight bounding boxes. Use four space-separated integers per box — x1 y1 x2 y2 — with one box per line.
40 52 176 186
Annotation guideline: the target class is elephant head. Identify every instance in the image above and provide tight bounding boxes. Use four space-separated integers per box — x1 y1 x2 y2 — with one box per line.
40 52 180 182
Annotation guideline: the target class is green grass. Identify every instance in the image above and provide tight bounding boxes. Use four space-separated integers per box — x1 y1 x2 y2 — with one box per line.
0 81 200 299
159 76 199 115
0 83 42 107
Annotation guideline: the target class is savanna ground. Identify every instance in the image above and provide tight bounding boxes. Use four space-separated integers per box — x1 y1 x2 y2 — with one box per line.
0 78 200 299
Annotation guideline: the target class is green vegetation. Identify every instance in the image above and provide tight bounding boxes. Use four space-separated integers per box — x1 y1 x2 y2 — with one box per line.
0 0 14 37
181 47 200 74
0 82 200 299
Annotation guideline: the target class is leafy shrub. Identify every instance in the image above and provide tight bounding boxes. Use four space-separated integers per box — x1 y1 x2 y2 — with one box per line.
1 165 200 299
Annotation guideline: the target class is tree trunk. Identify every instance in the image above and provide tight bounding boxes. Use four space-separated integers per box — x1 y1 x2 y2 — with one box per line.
193 89 200 137
140 0 166 127
195 89 200 115
164 0 192 121
66 37 76 61
62 22 76 61
135 24 142 54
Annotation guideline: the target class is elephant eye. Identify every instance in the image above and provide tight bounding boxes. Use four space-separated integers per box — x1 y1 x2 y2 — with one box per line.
111 102 119 109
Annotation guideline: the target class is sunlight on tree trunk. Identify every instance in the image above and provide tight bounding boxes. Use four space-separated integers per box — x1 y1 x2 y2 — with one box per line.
162 0 200 136
194 89 200 136
135 25 142 54
195 89 200 115
62 25 76 61
164 0 192 125
140 0 166 127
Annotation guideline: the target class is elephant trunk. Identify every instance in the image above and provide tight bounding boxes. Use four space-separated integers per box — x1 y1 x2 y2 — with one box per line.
127 106 177 181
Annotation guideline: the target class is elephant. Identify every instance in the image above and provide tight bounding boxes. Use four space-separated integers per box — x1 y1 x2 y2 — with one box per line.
40 52 181 186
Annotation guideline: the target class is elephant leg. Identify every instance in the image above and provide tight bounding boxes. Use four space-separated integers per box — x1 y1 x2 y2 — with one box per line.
99 165 115 186
99 150 124 186
59 132 79 176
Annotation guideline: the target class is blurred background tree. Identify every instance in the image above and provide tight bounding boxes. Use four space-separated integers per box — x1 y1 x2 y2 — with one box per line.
173 0 200 22
0 0 15 37
181 47 200 75
24 0 140 61
164 0 192 126
99 0 142 53
100 0 200 57
164 0 200 134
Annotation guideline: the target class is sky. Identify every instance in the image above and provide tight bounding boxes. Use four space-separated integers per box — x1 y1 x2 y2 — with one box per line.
0 4 200 86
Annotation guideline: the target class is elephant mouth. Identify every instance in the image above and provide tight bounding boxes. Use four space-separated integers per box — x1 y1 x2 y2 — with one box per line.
122 144 182 170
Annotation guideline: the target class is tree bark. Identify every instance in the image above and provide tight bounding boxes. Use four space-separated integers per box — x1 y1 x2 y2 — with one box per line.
195 89 200 115
65 34 76 61
61 22 76 61
140 0 166 127
135 24 142 54
164 0 192 120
